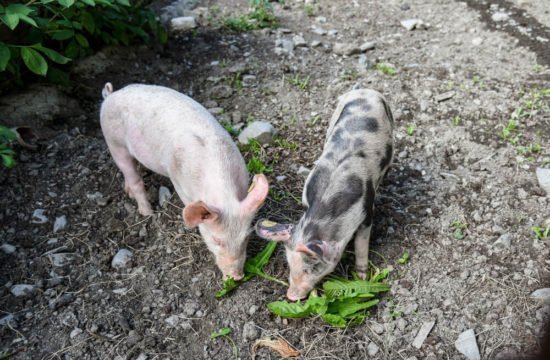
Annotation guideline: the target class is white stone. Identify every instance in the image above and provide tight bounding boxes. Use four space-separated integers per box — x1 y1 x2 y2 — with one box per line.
455 329 481 360
293 35 307 47
32 209 48 224
492 12 509 22
10 284 36 297
333 43 361 56
170 16 197 31
311 27 327 35
360 41 376 51
401 19 424 31
53 215 67 233
0 243 16 254
367 342 379 356
111 249 133 269
472 37 483 46
536 168 550 195
412 320 435 349
135 354 147 360
276 175 287 182
49 253 76 267
0 314 15 327
238 121 276 145
297 166 311 177
158 186 172 207
165 315 180 327
207 107 224 115
311 40 322 47
70 328 83 338
530 288 550 303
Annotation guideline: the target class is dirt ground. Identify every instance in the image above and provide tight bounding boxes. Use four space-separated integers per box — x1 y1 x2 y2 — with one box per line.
1 0 549 359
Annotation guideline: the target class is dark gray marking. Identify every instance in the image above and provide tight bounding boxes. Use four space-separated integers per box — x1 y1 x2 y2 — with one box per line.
306 166 330 206
325 152 334 160
317 175 364 219
363 179 375 226
356 151 367 158
303 222 321 241
345 117 379 133
306 241 324 257
330 128 345 148
381 98 394 125
193 134 206 147
379 143 393 171
337 99 372 126
354 138 366 148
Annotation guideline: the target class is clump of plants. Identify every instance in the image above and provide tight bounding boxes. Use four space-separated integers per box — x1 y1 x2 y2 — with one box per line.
224 0 277 32
0 126 17 168
0 0 166 87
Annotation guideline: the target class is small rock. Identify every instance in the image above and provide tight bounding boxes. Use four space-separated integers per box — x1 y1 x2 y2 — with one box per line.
434 91 455 102
49 253 76 267
276 175 287 182
536 168 550 195
333 43 361 56
311 27 327 35
359 41 376 52
53 215 67 233
135 354 147 360
316 16 327 23
48 293 74 309
32 209 48 224
370 322 384 334
367 342 379 356
70 328 83 338
400 4 411 10
165 315 180 327
231 111 242 124
455 329 481 360
10 284 36 297
401 19 424 31
183 302 199 316
297 166 311 177
412 320 435 349
0 314 16 327
111 249 133 269
530 288 550 303
491 12 509 22
170 16 197 31
207 107 224 115
127 330 142 346
87 192 108 206
242 75 257 86
472 37 483 46
328 29 338 36
311 40 322 47
493 233 512 249
0 243 16 254
158 186 172 207
238 121 276 145
242 321 260 342
293 35 307 47
396 318 408 331
248 305 259 315
210 85 233 99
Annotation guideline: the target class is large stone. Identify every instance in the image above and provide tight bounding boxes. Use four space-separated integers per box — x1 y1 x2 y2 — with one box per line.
238 122 276 145
0 243 16 254
455 329 481 360
530 288 550 303
333 43 361 56
536 168 550 195
111 249 134 269
170 16 197 31
242 321 260 342
10 284 37 297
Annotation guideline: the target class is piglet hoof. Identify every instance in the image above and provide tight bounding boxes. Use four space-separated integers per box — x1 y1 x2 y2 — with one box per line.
356 270 368 280
138 205 153 216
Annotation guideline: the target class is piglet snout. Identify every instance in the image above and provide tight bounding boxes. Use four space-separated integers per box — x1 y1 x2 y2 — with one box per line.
225 270 244 281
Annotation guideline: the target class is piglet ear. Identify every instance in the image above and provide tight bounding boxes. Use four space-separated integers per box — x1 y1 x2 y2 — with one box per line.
255 219 294 243
183 201 219 228
296 240 331 260
241 174 269 215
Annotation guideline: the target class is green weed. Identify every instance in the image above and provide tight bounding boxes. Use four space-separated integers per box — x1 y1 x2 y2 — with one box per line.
268 188 286 201
450 220 467 240
227 72 243 91
288 74 310 91
304 4 317 17
397 251 410 265
224 0 277 32
274 136 298 151
0 126 17 168
210 328 237 360
341 68 359 81
242 139 272 174
216 241 286 298
220 121 240 136
267 267 390 328
453 115 460 127
533 225 550 240
375 63 396 76
405 124 416 136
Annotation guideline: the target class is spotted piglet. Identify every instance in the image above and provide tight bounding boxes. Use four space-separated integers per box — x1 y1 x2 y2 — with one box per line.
100 83 269 281
256 89 393 300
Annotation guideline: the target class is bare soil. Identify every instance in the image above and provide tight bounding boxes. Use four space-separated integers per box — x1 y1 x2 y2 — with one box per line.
1 0 549 359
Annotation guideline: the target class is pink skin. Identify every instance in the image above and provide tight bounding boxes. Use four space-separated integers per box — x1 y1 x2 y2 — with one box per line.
100 83 269 280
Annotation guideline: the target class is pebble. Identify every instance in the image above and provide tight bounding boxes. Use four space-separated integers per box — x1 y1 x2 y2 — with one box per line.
111 249 134 269
311 40 322 47
48 293 74 309
165 315 180 327
293 35 307 47
455 329 481 360
491 12 509 22
242 321 260 342
158 186 172 207
49 253 76 267
367 342 379 356
396 318 408 331
210 85 233 99
135 354 147 360
242 75 257 86
10 284 37 297
0 243 16 254
536 168 550 195
530 288 550 303
127 330 142 346
248 305 259 315
207 107 224 115
70 328 83 338
333 43 361 56
493 233 512 249
170 16 197 31
472 37 483 46
311 27 327 35
87 192 108 206
412 320 435 349
297 165 311 177
400 19 425 31
53 215 67 233
316 16 327 23
370 322 385 334
276 175 287 182
359 41 376 52
328 29 338 36
32 209 48 224
434 91 455 102
0 314 16 327
400 3 411 11
237 121 276 145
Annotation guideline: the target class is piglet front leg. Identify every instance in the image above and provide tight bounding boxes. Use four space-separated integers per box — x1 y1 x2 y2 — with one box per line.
354 223 372 280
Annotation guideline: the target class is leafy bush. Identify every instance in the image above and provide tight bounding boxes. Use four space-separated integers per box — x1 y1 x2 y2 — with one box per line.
0 0 166 86
0 126 17 168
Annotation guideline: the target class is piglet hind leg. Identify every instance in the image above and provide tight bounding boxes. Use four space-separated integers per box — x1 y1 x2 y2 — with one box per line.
108 145 153 216
354 223 372 280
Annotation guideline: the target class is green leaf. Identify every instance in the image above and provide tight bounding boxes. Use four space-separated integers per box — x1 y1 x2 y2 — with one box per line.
328 298 379 318
323 279 390 299
75 33 89 47
32 44 71 64
0 43 10 71
321 313 347 328
246 241 277 270
64 39 80 58
267 300 313 318
398 251 409 264
304 293 328 315
51 29 75 41
0 13 20 30
210 328 231 339
2 154 16 168
57 0 76 7
21 47 48 76
79 0 96 5
18 14 38 27
0 126 17 141
6 4 33 16
81 12 96 33
215 277 240 298
116 0 131 6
